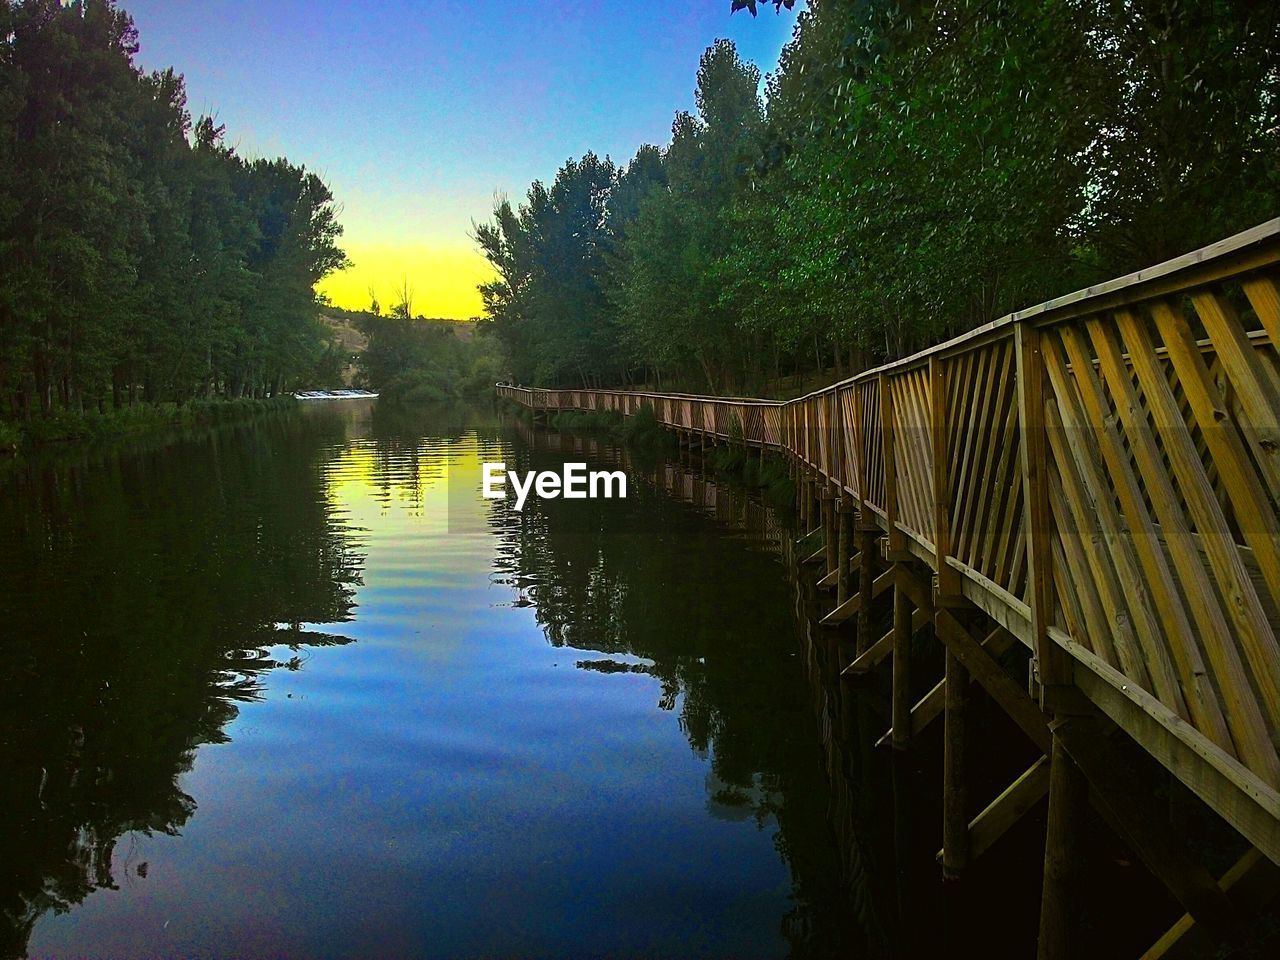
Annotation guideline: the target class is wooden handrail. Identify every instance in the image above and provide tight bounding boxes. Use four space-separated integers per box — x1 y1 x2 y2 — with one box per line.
497 219 1280 863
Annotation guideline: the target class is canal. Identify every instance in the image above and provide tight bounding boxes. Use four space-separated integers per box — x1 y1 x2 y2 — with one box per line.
1 403 849 959
0 402 1181 959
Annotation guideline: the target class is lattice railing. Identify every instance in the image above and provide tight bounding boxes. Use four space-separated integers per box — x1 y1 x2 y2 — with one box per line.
497 218 1280 794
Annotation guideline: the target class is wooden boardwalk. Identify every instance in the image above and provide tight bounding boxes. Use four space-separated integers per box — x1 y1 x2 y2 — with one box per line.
498 219 1280 957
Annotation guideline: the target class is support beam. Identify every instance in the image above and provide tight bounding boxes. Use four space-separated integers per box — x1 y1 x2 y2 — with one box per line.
1141 849 1279 959
938 755 1050 866
1038 727 1089 960
876 628 1016 747
1014 322 1069 693
822 487 838 576
836 501 852 607
891 567 913 750
855 528 878 655
1054 716 1240 939
843 608 928 677
936 608 1052 754
942 645 971 878
820 592 860 627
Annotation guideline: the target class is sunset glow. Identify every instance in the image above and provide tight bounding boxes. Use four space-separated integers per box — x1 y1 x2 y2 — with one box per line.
121 0 795 318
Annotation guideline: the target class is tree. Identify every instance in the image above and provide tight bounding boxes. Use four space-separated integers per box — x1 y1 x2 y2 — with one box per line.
0 0 349 417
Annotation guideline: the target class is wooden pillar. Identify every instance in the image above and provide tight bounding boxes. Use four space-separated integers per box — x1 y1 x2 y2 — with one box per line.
930 355 961 599
836 500 851 608
942 645 970 878
822 487 837 576
1038 728 1088 960
891 565 912 750
1015 322 1068 696
856 528 877 655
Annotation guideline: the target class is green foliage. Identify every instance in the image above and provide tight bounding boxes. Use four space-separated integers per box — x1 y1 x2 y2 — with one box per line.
549 404 677 455
0 0 347 423
355 316 503 402
474 152 621 386
478 3 1280 393
708 444 795 508
11 396 296 449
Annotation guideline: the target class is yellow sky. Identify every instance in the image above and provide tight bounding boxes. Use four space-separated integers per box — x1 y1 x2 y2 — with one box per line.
318 241 496 320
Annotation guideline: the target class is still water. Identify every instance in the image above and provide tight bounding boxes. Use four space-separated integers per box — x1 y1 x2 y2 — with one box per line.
1 403 863 959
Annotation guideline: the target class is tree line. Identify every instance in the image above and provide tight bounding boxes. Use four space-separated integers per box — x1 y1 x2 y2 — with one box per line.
477 0 1279 394
0 0 347 419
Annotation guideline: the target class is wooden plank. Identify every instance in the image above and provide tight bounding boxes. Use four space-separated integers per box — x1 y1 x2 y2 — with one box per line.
820 591 861 627
1119 307 1280 781
1152 300 1280 616
1141 849 1279 959
1191 290 1280 501
936 608 1052 753
960 343 1016 566
880 372 905 555
844 628 893 676
1042 345 1175 704
843 608 928 676
1242 274 1280 352
951 347 995 563
1070 321 1234 752
937 755 1051 865
985 391 1023 586
1057 629 1280 866
876 627 1015 747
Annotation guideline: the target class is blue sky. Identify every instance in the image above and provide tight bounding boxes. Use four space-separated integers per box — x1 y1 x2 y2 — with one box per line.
125 1 799 316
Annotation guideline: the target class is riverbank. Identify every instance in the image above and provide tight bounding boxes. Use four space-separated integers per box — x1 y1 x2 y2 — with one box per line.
0 396 298 456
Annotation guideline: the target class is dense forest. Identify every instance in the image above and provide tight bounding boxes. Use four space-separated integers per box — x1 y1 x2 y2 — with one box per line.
354 314 503 403
478 0 1280 394
0 0 347 421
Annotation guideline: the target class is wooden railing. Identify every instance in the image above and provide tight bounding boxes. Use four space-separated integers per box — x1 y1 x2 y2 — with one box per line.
497 219 1280 862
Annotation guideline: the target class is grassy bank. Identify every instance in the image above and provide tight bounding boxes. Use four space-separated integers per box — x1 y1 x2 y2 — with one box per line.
0 396 299 455
547 406 677 455
706 443 795 510
507 396 794 508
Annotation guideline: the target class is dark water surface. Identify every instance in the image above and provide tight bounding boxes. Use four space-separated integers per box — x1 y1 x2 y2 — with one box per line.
1 403 867 959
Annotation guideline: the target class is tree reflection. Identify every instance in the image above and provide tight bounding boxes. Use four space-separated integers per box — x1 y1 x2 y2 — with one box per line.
488 420 862 958
0 412 363 959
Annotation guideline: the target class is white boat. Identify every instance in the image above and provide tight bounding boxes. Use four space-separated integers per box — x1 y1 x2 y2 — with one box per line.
293 389 380 401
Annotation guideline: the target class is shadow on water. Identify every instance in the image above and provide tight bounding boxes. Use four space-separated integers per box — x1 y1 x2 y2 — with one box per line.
0 408 365 959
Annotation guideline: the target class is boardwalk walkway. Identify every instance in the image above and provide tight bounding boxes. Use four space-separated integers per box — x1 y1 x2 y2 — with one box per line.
499 219 1280 957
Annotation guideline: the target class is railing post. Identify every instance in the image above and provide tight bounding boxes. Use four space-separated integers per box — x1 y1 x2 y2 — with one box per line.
880 372 906 558
1014 322 1069 695
930 355 961 600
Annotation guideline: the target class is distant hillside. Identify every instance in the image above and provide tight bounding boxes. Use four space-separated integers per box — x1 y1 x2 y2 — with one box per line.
318 309 477 385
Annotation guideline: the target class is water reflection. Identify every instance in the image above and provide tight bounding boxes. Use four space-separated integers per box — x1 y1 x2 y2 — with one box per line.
494 422 857 956
2 402 880 959
0 411 363 959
